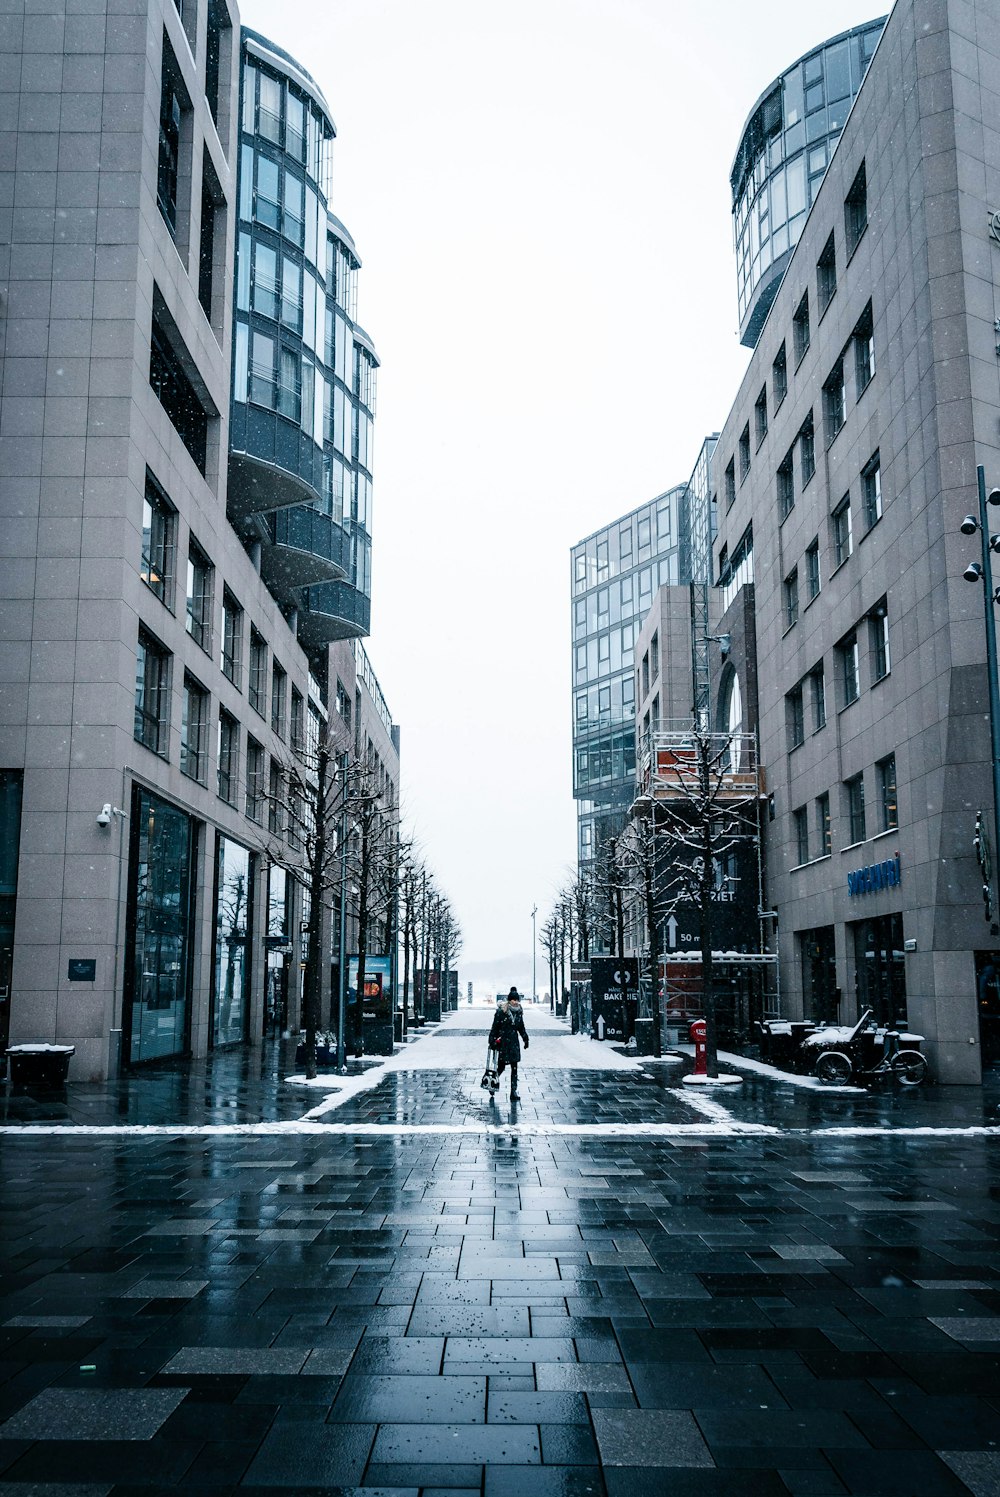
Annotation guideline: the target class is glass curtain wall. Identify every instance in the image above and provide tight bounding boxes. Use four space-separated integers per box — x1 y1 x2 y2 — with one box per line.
732 19 885 344
213 835 255 1046
126 788 196 1064
571 488 687 875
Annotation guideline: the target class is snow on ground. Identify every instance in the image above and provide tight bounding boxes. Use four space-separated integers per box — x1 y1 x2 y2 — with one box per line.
296 1003 640 1119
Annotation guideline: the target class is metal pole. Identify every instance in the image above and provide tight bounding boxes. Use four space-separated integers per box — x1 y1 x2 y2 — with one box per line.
977 466 1000 877
336 750 349 1074
531 904 537 1003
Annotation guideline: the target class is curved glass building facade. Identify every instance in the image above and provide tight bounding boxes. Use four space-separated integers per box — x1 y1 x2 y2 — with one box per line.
230 30 377 645
732 18 885 348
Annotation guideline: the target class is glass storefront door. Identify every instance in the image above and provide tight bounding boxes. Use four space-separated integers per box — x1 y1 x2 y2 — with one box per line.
799 925 837 1022
126 788 196 1064
852 911 906 1027
213 835 254 1046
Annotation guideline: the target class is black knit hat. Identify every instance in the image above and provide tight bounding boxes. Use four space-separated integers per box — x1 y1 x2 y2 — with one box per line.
507 986 520 999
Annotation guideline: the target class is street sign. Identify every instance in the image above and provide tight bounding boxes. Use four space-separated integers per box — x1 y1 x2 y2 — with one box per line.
590 957 638 1041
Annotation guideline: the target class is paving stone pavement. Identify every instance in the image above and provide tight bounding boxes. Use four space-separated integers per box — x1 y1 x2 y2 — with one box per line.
2 1123 1000 1495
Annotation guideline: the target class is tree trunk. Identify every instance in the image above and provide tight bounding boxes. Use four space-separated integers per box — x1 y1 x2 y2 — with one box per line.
644 861 662 1059
303 742 330 1081
700 762 719 1078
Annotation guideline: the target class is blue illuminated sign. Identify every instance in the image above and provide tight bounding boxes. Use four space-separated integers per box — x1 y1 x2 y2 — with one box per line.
847 852 901 897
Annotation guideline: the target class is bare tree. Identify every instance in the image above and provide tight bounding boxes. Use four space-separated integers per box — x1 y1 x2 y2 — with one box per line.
616 811 668 1057
343 755 397 1056
260 717 350 1080
645 716 760 1077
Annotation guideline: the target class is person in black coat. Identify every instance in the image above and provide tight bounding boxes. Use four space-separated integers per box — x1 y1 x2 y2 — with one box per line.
489 986 529 1100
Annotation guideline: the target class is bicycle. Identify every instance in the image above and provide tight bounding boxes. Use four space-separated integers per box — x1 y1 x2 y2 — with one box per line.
813 1011 928 1088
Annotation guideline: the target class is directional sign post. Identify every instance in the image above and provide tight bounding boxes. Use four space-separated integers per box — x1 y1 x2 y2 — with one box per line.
590 957 639 1041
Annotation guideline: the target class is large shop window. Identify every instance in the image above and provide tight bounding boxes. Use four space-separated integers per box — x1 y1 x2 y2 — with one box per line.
851 912 906 1027
214 836 254 1046
125 789 196 1064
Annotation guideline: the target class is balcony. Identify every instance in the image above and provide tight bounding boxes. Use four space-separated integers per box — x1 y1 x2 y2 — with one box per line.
296 579 371 647
259 506 349 602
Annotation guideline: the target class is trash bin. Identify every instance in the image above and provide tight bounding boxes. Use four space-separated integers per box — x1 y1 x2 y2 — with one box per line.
6 1044 75 1090
633 1017 657 1056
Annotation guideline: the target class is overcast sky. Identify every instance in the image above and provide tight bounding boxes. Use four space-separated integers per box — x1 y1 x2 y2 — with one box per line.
241 0 890 986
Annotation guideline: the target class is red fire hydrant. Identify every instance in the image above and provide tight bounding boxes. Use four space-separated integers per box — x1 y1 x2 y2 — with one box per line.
689 1018 707 1076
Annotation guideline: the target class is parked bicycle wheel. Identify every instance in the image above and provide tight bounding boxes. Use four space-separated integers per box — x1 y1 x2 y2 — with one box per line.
815 1050 853 1085
891 1049 927 1087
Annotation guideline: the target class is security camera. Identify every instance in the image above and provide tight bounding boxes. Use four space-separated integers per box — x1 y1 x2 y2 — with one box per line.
988 488 1000 507
960 515 979 535
96 803 112 828
964 562 984 582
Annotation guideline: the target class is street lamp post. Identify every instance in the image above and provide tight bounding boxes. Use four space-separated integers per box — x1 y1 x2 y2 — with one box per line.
960 466 1000 890
531 904 537 1004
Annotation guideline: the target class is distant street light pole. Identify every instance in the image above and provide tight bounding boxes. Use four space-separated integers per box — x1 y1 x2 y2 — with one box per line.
531 904 537 1004
960 467 1000 896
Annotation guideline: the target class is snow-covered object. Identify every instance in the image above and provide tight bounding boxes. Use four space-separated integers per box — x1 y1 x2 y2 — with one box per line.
800 1026 923 1050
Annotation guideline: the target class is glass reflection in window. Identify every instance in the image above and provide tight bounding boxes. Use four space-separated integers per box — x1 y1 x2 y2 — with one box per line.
214 836 254 1047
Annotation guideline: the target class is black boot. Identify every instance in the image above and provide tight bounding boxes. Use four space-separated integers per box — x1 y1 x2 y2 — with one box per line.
510 1065 520 1101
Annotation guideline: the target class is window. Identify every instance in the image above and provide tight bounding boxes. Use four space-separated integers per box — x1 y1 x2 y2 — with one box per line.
277 345 300 421
221 590 243 686
817 232 837 315
141 474 176 605
180 673 209 782
204 0 227 123
787 683 805 750
862 451 882 530
870 603 890 680
832 496 852 568
246 737 265 823
845 159 868 256
772 341 787 406
777 450 794 521
198 153 224 325
783 568 799 630
839 632 860 706
650 632 659 683
854 301 875 394
799 413 815 486
268 760 282 836
754 386 768 446
149 297 210 473
186 539 213 651
877 754 898 831
738 422 751 482
250 328 275 408
845 773 866 844
249 628 267 715
290 686 304 754
271 663 287 737
823 359 845 443
725 457 736 508
135 630 171 755
806 539 821 601
793 807 810 866
793 290 810 363
809 663 827 731
218 710 238 804
816 792 832 857
157 43 187 237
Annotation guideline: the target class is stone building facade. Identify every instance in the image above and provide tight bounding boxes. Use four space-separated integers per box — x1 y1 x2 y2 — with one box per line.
710 0 1000 1083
